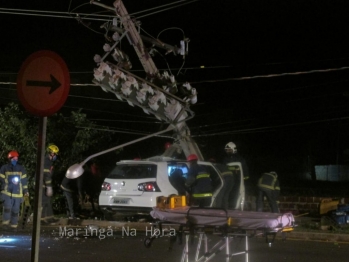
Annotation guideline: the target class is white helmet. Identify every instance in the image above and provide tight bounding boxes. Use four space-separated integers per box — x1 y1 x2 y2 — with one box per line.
225 142 237 153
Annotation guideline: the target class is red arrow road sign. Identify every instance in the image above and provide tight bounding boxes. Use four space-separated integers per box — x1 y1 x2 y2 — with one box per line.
17 50 70 116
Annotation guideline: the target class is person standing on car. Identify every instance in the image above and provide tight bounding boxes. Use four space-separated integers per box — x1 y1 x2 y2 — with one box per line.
41 144 60 225
256 171 280 213
223 142 249 209
0 150 29 231
185 154 212 207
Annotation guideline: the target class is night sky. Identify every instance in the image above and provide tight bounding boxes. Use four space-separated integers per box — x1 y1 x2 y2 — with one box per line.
1 0 349 180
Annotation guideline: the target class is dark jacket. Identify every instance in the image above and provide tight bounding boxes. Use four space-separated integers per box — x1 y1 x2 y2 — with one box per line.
60 176 84 197
214 163 233 176
185 163 212 197
43 156 53 188
0 162 28 198
258 172 280 199
223 153 249 180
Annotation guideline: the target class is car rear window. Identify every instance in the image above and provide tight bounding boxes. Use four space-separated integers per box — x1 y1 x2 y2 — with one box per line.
107 164 157 179
168 163 189 179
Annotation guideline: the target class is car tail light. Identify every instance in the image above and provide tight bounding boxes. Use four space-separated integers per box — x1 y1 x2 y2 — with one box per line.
101 182 111 191
138 182 161 192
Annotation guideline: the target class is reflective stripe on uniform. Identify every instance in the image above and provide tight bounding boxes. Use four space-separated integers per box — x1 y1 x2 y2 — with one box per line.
192 193 212 197
228 166 240 171
258 172 277 190
258 184 275 190
2 191 23 198
196 174 210 179
60 184 74 192
221 171 233 176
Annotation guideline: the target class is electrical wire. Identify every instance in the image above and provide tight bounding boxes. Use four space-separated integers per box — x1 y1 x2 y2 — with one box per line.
189 66 349 84
2 65 349 87
76 125 174 139
191 116 349 138
129 0 197 17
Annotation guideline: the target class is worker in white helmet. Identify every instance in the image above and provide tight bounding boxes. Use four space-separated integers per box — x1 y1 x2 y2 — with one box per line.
223 142 249 209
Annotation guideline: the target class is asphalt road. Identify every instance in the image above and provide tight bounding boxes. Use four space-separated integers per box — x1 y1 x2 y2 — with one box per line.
1 226 349 262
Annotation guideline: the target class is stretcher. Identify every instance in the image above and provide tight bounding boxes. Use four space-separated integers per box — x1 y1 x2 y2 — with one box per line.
145 206 295 262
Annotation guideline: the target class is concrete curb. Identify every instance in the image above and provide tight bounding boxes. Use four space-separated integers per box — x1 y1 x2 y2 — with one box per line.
283 231 349 242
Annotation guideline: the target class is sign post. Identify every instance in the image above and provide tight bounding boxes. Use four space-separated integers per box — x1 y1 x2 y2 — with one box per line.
17 50 70 262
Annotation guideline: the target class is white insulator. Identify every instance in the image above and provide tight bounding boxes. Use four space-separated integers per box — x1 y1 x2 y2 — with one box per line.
148 91 166 111
127 76 139 90
136 89 147 104
148 95 160 111
109 71 121 89
141 83 154 95
121 81 132 96
103 44 112 52
179 40 185 55
163 71 170 79
112 18 118 27
94 62 111 81
93 54 102 63
183 82 192 91
190 88 198 104
93 68 104 82
136 83 154 104
112 32 120 42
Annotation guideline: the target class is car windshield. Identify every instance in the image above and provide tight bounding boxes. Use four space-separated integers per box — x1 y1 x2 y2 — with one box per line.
107 164 157 179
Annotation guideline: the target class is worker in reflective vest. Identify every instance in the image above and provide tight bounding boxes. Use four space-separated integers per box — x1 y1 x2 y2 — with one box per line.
223 141 249 209
41 144 60 225
185 154 212 207
0 150 29 230
223 142 249 180
212 162 235 209
256 172 280 213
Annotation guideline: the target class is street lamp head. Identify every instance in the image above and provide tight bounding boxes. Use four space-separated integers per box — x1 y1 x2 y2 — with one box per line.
65 163 84 179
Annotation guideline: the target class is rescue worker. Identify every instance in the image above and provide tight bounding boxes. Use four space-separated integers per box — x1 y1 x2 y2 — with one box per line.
223 142 249 209
83 159 103 214
0 150 29 230
60 174 84 219
185 154 212 207
256 171 280 213
61 165 92 219
211 162 235 209
41 144 60 225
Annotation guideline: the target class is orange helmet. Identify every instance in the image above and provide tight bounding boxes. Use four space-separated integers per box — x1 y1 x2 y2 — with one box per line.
8 150 19 159
187 154 198 162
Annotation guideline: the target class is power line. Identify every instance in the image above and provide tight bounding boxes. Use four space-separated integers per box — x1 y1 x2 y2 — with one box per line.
191 116 349 138
189 66 349 84
2 64 349 87
0 0 199 22
77 125 174 139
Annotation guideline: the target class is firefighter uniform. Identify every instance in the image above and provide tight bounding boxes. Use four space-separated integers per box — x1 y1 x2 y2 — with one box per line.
223 153 249 180
256 172 280 213
0 159 28 229
223 154 249 209
61 175 85 218
214 163 235 209
186 154 212 207
41 155 55 221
